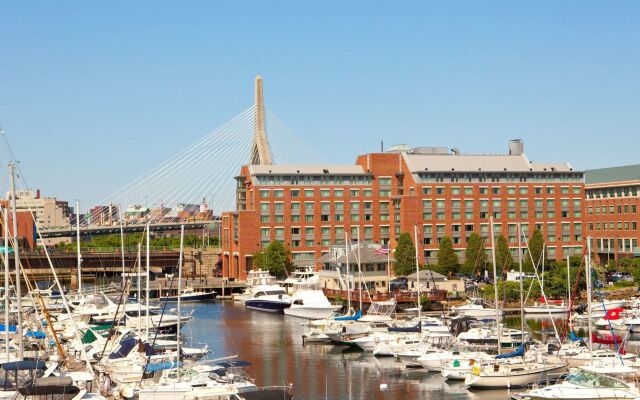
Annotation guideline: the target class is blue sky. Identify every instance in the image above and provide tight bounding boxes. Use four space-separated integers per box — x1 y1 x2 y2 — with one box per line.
1 1 639 207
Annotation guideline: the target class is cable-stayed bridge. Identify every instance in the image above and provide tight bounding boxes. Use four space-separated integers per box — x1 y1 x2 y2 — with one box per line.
39 76 325 237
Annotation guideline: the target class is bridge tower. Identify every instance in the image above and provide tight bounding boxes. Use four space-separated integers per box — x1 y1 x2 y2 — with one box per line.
249 75 273 165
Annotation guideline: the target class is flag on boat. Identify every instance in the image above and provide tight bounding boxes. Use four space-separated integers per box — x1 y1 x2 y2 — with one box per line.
604 307 624 321
375 245 390 255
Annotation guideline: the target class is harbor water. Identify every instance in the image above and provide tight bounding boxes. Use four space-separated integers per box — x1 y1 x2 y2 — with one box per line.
181 301 523 400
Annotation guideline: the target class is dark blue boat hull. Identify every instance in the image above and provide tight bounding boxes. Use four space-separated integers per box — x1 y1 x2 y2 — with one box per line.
244 300 291 313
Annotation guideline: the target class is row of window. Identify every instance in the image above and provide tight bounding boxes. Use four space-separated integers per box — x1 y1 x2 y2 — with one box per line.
253 175 373 186
417 173 583 184
589 221 638 231
423 198 581 209
587 204 638 215
259 201 391 211
586 186 640 199
422 185 582 196
422 210 581 220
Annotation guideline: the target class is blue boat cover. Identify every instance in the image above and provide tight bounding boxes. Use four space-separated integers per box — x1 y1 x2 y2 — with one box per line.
144 361 181 372
495 343 525 359
570 331 585 342
109 338 137 359
0 324 17 333
335 310 362 321
26 330 46 339
2 360 46 371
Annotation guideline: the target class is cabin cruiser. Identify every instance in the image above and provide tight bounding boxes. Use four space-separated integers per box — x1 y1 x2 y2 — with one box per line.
516 369 640 400
233 269 278 302
457 326 530 349
158 287 216 302
451 298 503 318
281 266 320 294
283 289 341 319
244 287 292 313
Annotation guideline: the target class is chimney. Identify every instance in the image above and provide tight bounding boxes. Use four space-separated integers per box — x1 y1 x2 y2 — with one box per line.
509 139 524 155
36 189 40 199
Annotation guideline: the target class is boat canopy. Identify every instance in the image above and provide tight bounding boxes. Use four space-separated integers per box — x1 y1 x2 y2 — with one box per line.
495 343 526 359
388 322 421 333
25 330 47 339
2 360 46 371
17 377 80 396
0 324 17 333
335 310 362 321
592 333 622 345
109 338 137 359
144 361 181 373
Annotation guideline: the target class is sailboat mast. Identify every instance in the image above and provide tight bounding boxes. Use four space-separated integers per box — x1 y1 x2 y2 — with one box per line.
76 199 82 294
137 242 142 338
489 217 501 355
344 231 351 313
356 228 362 311
3 208 9 356
177 225 184 379
517 222 524 347
414 225 421 322
586 238 593 350
566 255 571 308
120 206 126 287
146 223 150 339
8 162 23 359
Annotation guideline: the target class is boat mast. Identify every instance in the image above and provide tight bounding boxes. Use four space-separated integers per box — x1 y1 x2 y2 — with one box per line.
517 222 524 350
586 237 593 350
119 206 126 288
3 208 9 356
75 199 82 294
414 224 421 323
137 242 142 339
566 254 571 308
489 216 501 355
356 228 362 311
146 223 150 339
177 225 184 379
344 231 351 313
8 162 23 360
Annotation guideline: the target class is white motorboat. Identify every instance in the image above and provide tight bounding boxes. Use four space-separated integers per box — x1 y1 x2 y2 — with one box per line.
281 266 320 294
524 301 569 314
451 298 503 318
518 369 640 400
233 269 278 302
158 287 216 302
243 286 292 313
283 289 341 319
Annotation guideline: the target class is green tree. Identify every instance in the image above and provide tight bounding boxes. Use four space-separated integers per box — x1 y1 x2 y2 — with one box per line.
462 233 486 276
525 229 545 273
394 233 417 276
437 236 459 276
252 241 294 278
495 235 512 277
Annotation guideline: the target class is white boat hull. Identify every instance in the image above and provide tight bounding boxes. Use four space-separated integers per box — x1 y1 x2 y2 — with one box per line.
465 364 565 388
284 306 340 320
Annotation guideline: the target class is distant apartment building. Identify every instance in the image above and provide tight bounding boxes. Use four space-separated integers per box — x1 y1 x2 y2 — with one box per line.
584 164 640 263
6 190 71 229
88 204 120 225
124 205 150 222
221 140 585 280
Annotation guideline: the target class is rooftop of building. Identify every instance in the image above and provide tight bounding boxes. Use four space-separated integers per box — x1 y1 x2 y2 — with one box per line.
585 164 640 185
248 164 366 176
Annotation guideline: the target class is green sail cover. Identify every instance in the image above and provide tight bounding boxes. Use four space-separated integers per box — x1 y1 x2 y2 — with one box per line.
81 329 98 344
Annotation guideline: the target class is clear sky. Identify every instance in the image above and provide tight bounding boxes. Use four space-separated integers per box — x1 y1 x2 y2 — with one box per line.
1 1 639 207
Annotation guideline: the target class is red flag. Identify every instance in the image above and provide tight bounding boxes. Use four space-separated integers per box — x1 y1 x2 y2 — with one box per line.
604 307 624 321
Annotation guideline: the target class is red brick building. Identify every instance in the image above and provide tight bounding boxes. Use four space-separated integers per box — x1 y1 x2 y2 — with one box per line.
0 201 36 249
584 165 640 263
222 140 585 280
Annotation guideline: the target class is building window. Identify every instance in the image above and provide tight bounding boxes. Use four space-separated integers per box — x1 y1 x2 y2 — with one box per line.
291 189 300 198
335 189 344 198
320 189 330 198
464 187 473 195
363 189 372 197
274 189 284 198
260 190 270 198
422 187 432 195
304 189 314 197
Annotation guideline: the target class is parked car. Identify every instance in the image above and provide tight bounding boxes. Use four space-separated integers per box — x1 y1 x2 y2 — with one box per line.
609 272 634 283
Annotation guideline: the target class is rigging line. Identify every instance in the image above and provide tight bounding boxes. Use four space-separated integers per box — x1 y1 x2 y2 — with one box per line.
104 113 254 212
107 110 254 212
102 105 256 204
265 109 327 163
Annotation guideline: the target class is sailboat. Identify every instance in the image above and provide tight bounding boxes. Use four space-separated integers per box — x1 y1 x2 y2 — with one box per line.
465 220 565 389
